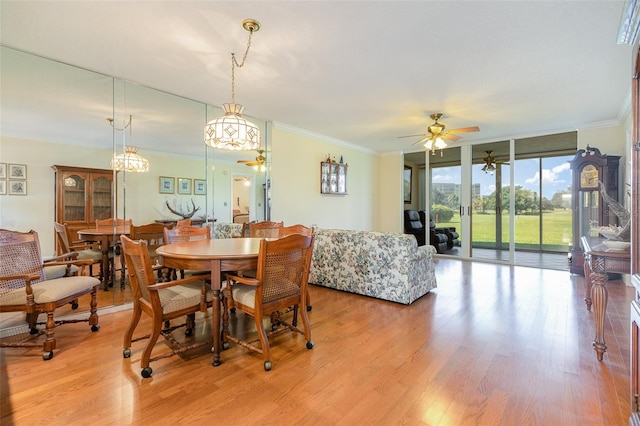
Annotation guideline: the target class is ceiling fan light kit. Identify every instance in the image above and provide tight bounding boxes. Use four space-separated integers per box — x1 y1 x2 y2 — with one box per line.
204 19 261 151
398 112 480 156
481 150 496 174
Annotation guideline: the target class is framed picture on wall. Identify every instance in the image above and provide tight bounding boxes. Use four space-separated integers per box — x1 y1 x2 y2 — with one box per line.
404 166 412 203
9 180 27 195
0 163 6 179
0 180 6 195
9 164 26 179
194 179 206 195
177 178 192 195
159 176 174 194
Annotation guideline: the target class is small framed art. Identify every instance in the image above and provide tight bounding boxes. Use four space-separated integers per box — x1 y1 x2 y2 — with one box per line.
159 176 174 194
194 179 206 195
9 164 27 179
177 178 192 195
0 163 6 179
9 180 27 195
0 180 6 195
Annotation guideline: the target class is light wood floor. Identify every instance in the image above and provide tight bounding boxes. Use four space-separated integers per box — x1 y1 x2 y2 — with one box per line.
1 258 635 425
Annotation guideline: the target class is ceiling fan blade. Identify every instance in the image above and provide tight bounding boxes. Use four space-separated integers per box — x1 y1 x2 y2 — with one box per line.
398 133 428 139
237 160 252 163
412 136 431 145
442 133 460 142
448 126 480 134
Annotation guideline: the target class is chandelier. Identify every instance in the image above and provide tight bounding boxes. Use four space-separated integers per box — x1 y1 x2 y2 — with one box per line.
204 19 261 151
481 150 496 174
109 115 150 173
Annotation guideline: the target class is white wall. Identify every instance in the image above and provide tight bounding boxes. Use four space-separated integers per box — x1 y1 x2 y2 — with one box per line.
270 123 381 231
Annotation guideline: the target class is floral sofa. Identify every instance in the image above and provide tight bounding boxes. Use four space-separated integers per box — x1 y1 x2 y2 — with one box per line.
309 228 437 304
209 222 243 239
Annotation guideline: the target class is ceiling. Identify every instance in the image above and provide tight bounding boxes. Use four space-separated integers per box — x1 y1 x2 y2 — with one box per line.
0 1 635 158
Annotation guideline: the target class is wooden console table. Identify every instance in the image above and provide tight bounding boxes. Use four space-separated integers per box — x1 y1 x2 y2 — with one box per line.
581 236 631 361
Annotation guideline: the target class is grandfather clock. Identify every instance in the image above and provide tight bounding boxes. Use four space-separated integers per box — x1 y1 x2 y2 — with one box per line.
568 145 620 275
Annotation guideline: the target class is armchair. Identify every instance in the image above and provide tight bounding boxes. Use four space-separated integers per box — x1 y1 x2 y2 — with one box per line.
0 229 100 360
403 210 426 246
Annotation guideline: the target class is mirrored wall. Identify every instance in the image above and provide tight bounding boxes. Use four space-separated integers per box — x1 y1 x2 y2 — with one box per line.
0 45 271 316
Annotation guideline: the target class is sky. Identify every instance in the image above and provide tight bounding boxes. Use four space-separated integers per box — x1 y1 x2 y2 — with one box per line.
432 155 574 199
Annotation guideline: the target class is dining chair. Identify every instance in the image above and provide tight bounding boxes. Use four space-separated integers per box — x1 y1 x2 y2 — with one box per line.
130 223 171 281
163 225 211 280
224 233 315 371
278 224 314 311
120 235 213 378
0 229 100 360
248 221 283 238
175 218 192 228
54 222 103 282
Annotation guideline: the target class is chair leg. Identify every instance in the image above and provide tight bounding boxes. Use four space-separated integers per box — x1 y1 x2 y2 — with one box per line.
42 310 57 360
140 317 163 372
123 305 142 351
255 315 271 370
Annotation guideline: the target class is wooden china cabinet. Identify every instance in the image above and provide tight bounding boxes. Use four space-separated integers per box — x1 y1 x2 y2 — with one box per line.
52 165 114 254
568 146 620 276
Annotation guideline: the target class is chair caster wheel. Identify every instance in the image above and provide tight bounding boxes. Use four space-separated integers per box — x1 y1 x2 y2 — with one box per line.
230 308 236 313
91 324 100 332
123 348 131 358
30 328 38 335
222 342 230 350
43 351 54 360
72 302 79 309
185 328 193 337
264 361 272 371
306 341 314 349
306 305 312 312
141 367 153 378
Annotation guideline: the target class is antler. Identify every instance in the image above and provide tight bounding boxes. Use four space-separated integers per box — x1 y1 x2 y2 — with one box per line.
165 199 201 219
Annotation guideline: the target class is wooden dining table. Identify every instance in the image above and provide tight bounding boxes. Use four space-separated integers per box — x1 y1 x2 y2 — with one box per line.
77 225 130 290
155 237 261 366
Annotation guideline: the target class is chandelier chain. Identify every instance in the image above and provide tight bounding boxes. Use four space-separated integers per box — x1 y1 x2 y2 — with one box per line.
230 28 255 104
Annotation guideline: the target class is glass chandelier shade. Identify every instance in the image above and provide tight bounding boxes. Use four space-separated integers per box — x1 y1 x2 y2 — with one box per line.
111 146 150 173
424 137 447 156
204 103 260 151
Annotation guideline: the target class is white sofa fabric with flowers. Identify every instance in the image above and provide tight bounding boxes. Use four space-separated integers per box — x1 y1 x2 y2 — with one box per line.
309 228 437 304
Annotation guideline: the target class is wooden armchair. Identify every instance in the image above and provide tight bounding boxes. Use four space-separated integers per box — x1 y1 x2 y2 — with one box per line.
278 224 314 311
175 218 192 228
120 235 212 378
163 226 210 280
95 218 132 288
0 229 100 360
224 233 315 371
54 222 103 281
130 223 171 281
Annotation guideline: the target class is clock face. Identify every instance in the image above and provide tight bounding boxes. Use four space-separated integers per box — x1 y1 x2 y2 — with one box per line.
580 164 599 189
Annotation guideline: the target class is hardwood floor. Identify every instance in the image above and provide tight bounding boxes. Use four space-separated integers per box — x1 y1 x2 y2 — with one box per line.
1 258 635 425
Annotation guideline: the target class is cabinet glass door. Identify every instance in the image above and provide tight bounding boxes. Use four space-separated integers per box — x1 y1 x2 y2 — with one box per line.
92 175 112 221
62 172 87 222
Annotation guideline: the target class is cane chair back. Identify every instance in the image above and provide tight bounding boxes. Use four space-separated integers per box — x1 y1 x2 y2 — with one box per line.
130 223 171 281
225 233 315 371
0 229 100 360
54 222 102 280
249 221 283 238
278 224 314 311
120 235 213 378
163 226 211 280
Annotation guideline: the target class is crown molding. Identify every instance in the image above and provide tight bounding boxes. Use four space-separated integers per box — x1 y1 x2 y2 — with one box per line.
270 121 377 155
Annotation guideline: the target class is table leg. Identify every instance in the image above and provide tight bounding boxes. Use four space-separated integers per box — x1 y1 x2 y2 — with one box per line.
591 270 609 361
584 252 592 311
211 260 222 366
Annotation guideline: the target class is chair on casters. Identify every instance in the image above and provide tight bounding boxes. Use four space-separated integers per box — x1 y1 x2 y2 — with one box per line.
278 224 314 311
175 218 192 228
54 222 103 282
95 218 132 288
248 221 283 238
224 233 315 371
120 235 213 378
0 229 100 360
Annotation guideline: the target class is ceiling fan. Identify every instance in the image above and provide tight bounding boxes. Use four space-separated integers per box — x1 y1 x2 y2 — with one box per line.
398 113 480 155
237 149 265 171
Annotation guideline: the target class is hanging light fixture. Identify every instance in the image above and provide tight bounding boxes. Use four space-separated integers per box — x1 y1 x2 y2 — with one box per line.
204 19 261 151
481 150 496 174
109 115 150 173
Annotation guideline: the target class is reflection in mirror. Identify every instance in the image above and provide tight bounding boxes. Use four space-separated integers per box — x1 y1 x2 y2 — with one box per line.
0 46 271 332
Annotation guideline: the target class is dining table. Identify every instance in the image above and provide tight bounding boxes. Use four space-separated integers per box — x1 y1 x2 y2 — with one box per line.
155 237 261 366
581 235 631 361
77 225 131 290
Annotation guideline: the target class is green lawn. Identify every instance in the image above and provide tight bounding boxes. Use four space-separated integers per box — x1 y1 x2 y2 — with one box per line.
433 209 572 251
